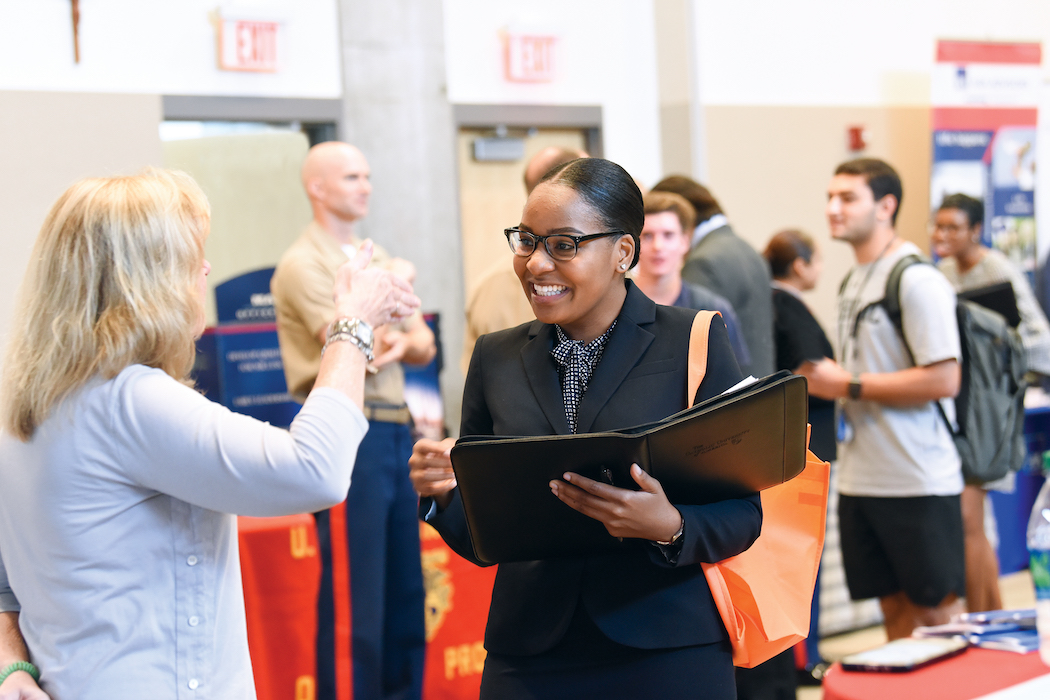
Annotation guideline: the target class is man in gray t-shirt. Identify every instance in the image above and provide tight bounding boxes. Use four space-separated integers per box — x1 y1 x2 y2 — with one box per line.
800 158 964 641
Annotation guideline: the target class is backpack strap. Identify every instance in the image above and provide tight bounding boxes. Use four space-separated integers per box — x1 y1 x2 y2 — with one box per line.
687 311 719 409
879 254 958 436
844 256 923 342
880 254 925 344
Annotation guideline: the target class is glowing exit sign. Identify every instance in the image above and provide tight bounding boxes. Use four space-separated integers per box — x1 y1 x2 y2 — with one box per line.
219 19 280 73
503 32 557 83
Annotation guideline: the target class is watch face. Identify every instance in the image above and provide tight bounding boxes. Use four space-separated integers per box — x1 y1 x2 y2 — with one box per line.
355 320 374 345
329 318 374 349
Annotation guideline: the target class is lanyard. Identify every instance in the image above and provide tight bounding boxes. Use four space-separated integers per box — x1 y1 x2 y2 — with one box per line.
837 236 898 361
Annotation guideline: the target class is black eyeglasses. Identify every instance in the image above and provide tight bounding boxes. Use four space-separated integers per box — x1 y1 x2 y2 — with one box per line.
504 228 626 262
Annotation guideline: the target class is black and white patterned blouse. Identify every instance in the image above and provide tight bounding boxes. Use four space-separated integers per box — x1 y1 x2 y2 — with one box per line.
550 321 617 433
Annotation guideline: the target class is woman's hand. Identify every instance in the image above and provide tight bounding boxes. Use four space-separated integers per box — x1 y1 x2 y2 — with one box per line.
409 438 457 509
370 327 410 370
550 464 683 542
333 240 420 329
0 672 50 700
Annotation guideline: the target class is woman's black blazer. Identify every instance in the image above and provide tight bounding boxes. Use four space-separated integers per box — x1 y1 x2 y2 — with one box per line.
423 281 762 656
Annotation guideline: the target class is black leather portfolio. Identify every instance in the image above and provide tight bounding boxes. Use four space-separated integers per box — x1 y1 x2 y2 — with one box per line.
958 281 1021 328
449 371 809 564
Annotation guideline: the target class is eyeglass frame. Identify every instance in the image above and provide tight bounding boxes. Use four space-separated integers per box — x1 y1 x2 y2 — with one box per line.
927 221 975 236
504 227 628 261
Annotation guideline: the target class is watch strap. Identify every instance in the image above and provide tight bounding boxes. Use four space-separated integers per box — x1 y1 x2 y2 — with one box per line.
848 374 862 400
324 317 374 362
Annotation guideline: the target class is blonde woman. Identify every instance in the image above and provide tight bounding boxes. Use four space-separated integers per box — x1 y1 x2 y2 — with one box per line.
0 170 418 699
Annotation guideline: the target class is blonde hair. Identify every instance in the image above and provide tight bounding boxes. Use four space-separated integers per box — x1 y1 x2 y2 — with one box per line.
2 169 210 440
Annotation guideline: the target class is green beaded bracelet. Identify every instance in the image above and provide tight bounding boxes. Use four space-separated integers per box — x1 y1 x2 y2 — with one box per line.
0 660 40 686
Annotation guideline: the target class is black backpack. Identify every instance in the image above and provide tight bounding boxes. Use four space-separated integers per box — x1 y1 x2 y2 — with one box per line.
881 255 1028 484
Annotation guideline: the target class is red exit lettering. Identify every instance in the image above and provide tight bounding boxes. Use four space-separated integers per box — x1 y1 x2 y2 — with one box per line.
220 19 279 73
504 34 557 83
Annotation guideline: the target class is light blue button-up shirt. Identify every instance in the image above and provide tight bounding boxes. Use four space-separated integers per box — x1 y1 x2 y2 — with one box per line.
0 365 366 699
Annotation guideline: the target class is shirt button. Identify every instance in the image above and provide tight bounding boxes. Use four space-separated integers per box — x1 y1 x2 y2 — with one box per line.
188 616 200 626
187 555 199 566
188 679 199 690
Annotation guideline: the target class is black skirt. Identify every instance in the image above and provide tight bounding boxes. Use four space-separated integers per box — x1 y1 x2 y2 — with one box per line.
479 602 736 700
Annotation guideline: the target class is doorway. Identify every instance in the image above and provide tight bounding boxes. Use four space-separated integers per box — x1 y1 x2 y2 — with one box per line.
456 127 589 300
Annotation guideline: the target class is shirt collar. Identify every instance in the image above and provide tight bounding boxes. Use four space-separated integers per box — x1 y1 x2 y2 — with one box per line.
771 279 804 300
692 214 729 248
552 321 617 361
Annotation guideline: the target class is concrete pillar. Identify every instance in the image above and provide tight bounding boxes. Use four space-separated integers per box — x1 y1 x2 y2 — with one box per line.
337 0 465 432
654 0 706 181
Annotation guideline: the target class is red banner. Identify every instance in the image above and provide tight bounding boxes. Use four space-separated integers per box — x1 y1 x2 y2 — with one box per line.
420 522 497 699
239 514 323 700
239 516 496 700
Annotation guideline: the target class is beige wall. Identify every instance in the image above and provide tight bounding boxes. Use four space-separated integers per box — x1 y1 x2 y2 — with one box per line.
0 90 163 350
162 131 313 326
701 104 932 335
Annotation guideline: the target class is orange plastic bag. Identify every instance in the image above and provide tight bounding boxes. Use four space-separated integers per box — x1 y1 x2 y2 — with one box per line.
701 449 829 667
688 311 830 668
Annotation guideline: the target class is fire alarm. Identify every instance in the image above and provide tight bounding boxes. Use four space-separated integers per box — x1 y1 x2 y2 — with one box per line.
847 126 868 152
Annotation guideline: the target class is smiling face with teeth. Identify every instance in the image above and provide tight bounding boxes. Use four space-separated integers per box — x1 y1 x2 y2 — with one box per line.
514 182 635 342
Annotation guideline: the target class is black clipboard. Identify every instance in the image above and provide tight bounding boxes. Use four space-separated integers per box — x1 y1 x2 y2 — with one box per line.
449 371 809 564
958 281 1020 328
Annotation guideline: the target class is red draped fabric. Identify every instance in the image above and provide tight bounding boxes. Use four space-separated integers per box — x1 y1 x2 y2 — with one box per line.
238 514 324 700
419 522 497 700
823 647 1050 700
239 516 497 700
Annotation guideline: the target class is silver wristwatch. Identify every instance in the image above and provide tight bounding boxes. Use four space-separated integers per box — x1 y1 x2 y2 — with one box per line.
324 317 374 362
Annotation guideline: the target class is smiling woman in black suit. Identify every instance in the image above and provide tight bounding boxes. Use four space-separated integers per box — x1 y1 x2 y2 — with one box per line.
409 158 762 699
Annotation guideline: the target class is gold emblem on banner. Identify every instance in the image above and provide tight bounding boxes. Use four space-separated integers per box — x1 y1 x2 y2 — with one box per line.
444 641 486 679
421 547 453 641
289 524 317 559
420 521 442 541
294 675 315 700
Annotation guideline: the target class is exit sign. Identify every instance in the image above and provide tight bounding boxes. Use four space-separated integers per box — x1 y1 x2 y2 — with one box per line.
504 33 557 83
219 19 280 73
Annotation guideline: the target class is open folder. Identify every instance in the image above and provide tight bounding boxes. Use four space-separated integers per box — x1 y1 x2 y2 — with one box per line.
449 371 809 564
958 281 1021 328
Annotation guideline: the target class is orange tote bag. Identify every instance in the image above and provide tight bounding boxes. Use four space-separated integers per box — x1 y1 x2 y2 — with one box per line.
687 311 830 668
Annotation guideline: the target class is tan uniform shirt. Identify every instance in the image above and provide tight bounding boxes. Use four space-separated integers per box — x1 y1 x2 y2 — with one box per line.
461 262 535 373
271 222 411 404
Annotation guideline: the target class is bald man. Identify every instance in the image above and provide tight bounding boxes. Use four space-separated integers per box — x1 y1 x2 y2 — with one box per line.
460 146 587 371
272 141 432 700
522 145 587 193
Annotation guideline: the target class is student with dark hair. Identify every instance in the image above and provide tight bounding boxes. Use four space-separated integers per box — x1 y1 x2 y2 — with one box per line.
764 228 835 686
636 190 750 367
933 193 1050 376
932 192 1050 613
410 158 761 698
802 157 965 640
651 175 774 378
649 175 723 223
834 158 904 226
764 229 835 462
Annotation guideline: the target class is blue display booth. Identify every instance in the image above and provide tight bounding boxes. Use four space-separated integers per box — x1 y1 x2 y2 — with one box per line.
192 268 301 428
990 406 1050 574
192 267 446 435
